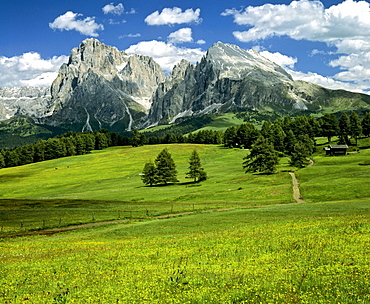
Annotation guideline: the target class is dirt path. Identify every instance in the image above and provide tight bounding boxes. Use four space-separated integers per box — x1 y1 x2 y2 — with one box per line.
289 172 306 204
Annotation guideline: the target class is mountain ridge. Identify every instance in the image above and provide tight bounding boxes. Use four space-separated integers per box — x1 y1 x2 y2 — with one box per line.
0 39 370 137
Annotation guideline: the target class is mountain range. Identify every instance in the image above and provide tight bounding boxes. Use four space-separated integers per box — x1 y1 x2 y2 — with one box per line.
1 38 370 141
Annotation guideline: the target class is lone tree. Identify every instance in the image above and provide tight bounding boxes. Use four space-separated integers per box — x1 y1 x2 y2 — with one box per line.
141 161 158 186
186 150 207 182
243 136 279 174
154 148 178 185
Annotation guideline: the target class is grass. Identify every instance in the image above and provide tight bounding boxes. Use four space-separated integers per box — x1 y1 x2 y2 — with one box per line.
195 113 246 132
297 146 370 203
0 144 293 235
0 201 369 303
1 140 370 303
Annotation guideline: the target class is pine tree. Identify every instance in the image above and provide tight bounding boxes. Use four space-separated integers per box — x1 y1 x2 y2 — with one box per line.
0 152 5 169
339 113 351 145
224 126 237 148
284 129 297 155
141 161 158 186
186 150 207 182
243 137 279 174
155 148 178 185
132 129 147 147
261 121 273 140
320 113 339 143
349 112 362 146
362 112 370 137
94 132 109 150
237 123 260 149
271 123 286 152
290 142 311 168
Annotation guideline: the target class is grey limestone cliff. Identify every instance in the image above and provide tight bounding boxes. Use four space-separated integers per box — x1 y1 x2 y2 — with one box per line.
144 42 367 126
43 38 165 132
0 87 51 121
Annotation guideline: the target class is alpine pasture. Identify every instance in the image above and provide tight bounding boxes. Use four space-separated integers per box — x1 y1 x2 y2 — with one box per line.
0 142 369 303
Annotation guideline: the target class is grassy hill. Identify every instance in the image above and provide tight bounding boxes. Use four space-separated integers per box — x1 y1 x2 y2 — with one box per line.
0 144 294 234
0 142 369 303
0 115 65 149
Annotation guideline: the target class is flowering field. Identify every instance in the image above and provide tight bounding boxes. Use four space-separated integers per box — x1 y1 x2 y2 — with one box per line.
1 201 369 303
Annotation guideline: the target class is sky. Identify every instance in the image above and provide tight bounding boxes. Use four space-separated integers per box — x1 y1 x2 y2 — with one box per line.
1 0 370 94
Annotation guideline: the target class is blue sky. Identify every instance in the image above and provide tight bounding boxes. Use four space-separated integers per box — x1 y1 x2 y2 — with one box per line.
1 0 370 94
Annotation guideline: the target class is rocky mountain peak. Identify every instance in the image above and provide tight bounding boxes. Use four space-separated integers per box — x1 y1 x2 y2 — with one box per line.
167 59 193 82
204 42 293 83
67 38 128 77
0 87 51 120
43 39 166 131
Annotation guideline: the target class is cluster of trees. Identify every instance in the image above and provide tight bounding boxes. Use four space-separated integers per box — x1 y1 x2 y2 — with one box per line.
224 112 370 173
141 149 206 186
0 130 130 169
315 112 370 145
242 136 279 174
133 129 223 146
224 116 317 170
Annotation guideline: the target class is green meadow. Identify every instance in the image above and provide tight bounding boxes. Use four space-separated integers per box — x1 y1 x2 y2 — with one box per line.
0 141 370 303
0 144 293 234
1 202 369 303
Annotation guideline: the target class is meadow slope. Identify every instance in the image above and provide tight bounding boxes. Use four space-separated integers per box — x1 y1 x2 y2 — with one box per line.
0 143 370 303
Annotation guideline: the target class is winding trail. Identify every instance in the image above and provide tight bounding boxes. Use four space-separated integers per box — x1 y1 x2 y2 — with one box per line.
289 172 306 204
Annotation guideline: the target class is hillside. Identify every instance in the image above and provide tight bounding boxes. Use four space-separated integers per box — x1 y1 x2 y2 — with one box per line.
0 144 292 204
0 115 64 149
1 140 369 235
0 142 369 303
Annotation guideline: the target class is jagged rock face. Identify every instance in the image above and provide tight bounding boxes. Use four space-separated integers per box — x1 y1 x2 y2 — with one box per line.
144 59 195 127
144 42 334 126
44 38 165 131
0 87 51 120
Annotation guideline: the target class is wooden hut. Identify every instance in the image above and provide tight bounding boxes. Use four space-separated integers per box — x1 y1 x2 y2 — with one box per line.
323 145 348 156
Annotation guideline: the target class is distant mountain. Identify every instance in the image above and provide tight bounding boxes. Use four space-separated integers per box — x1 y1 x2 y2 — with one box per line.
0 87 51 120
40 38 165 132
143 42 370 127
0 39 370 143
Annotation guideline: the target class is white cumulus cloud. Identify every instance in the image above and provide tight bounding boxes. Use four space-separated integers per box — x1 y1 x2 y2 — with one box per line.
222 0 370 44
119 33 141 39
168 28 193 44
289 70 368 93
102 3 124 15
125 40 205 72
0 53 68 87
223 0 370 92
49 11 104 37
145 7 201 26
259 51 297 69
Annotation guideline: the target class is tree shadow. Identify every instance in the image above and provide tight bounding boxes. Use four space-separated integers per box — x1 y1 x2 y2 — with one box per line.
138 181 203 188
